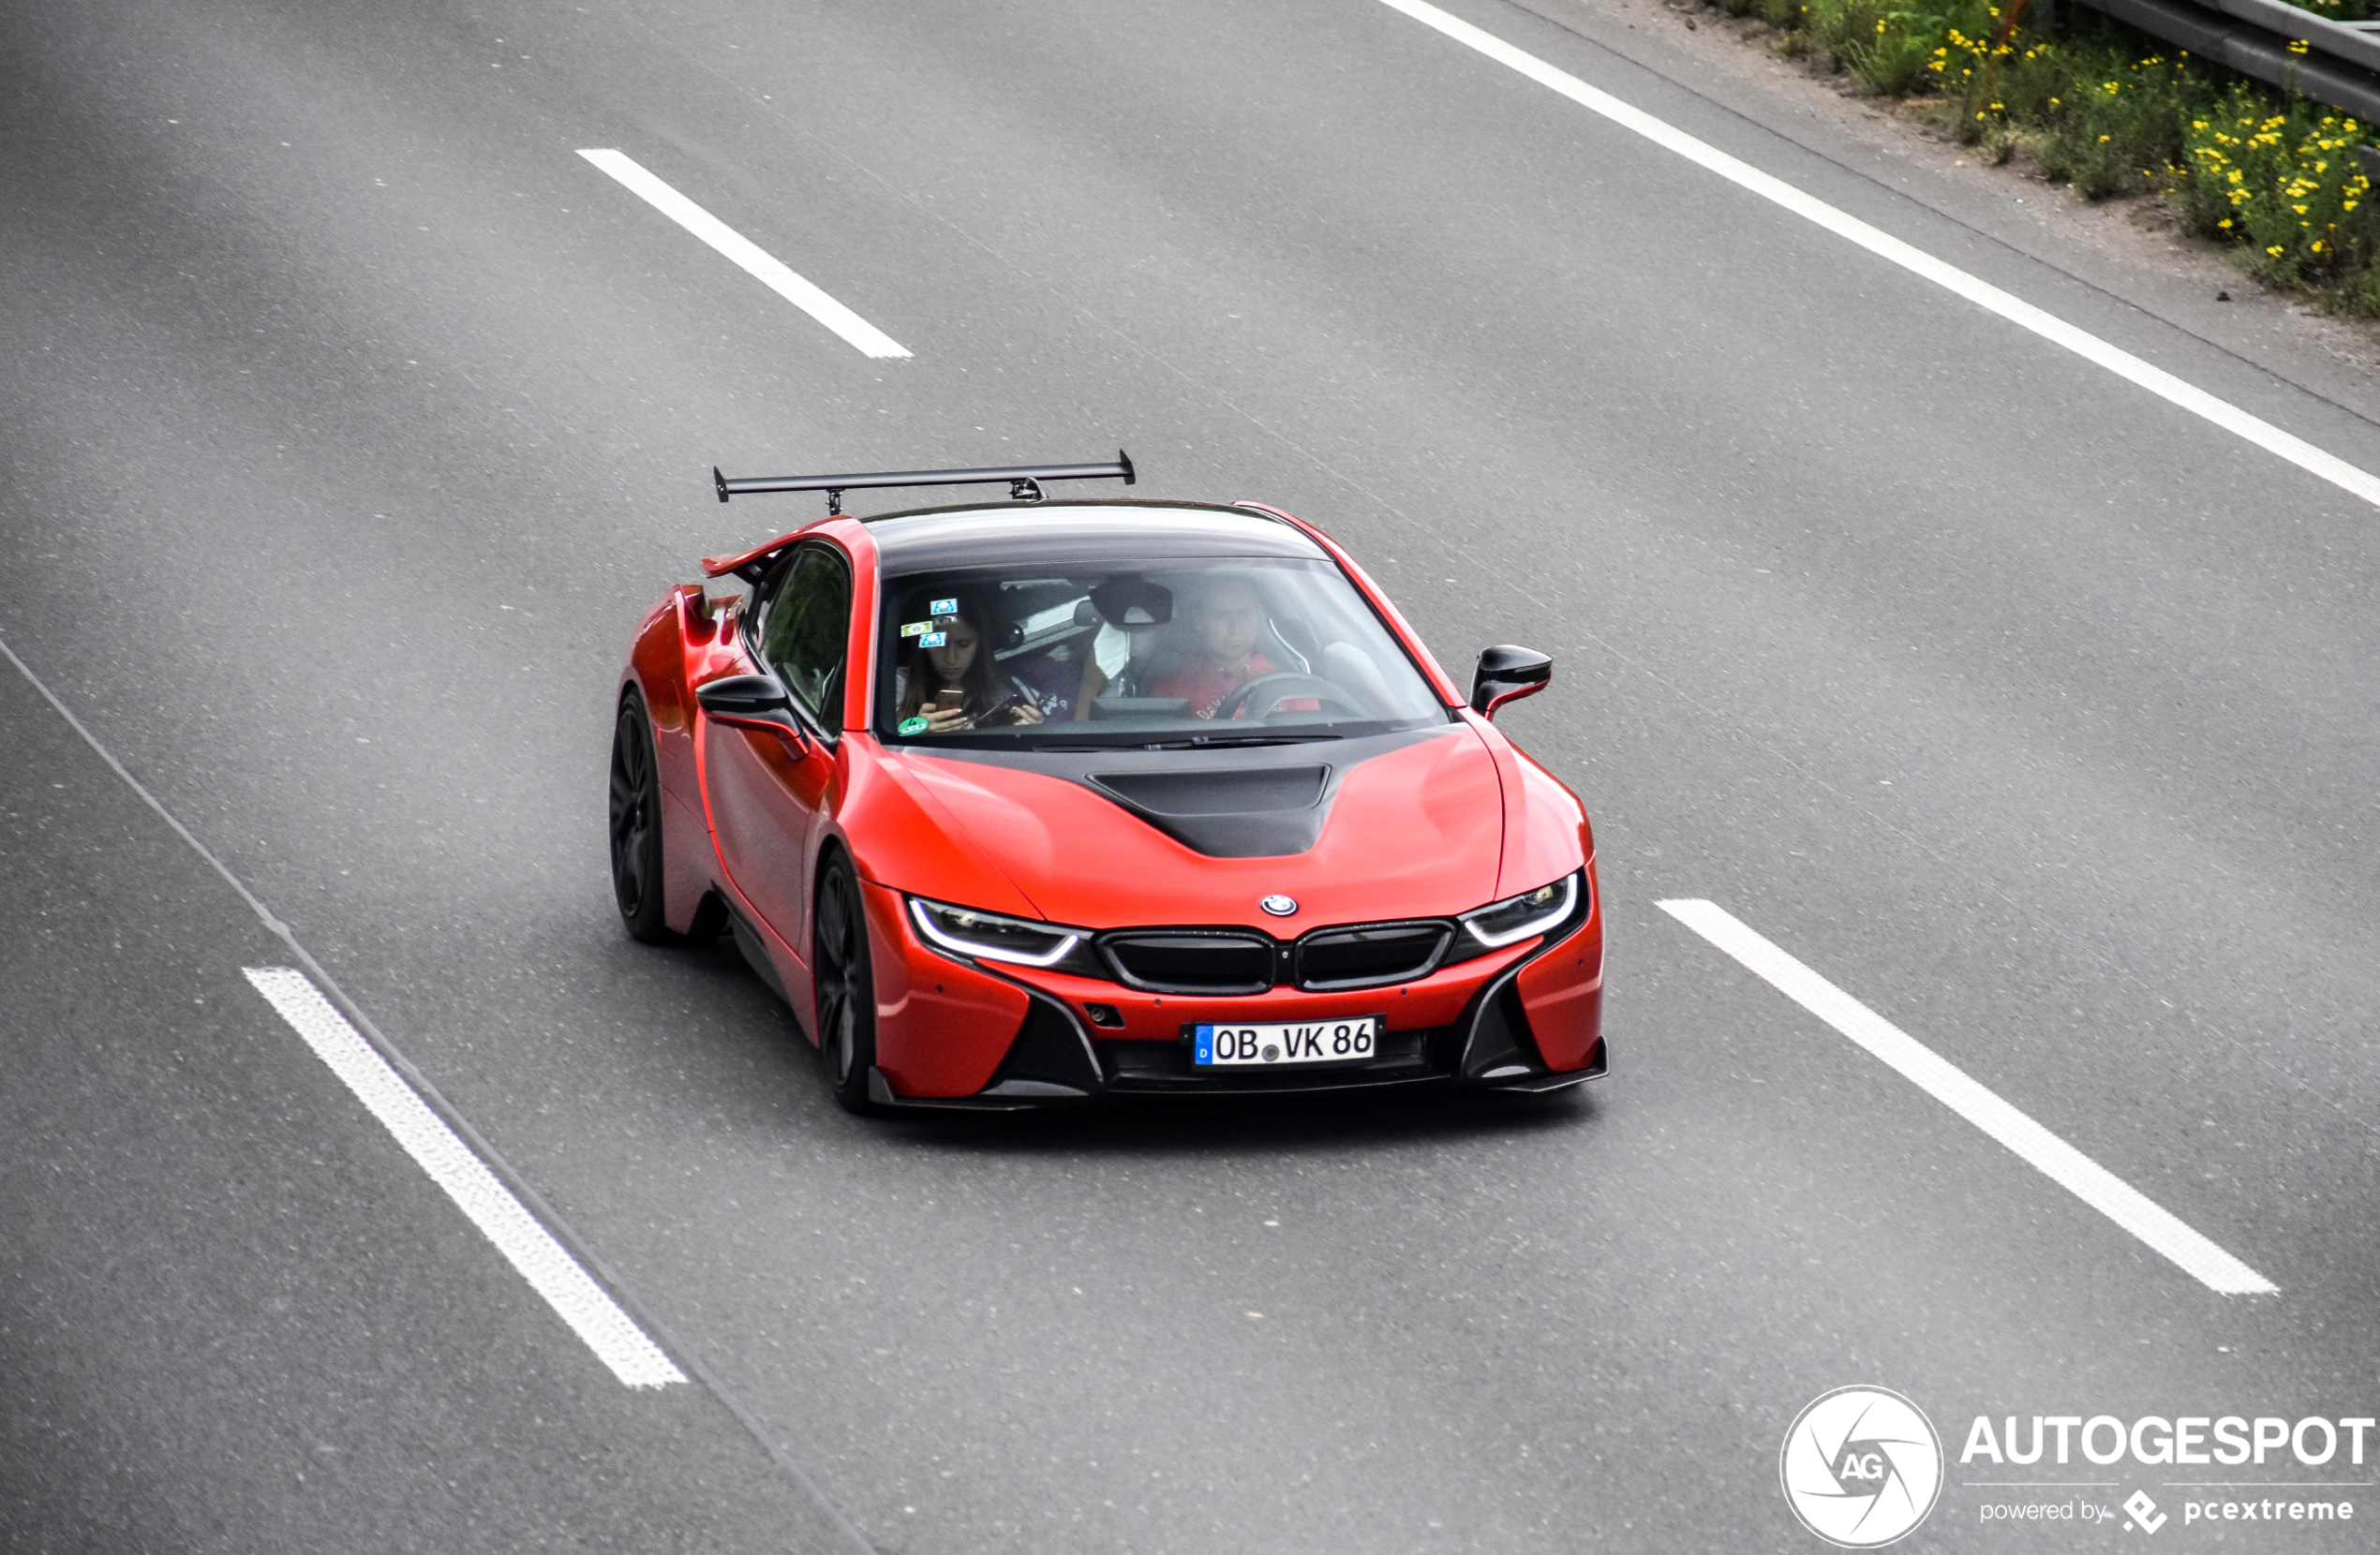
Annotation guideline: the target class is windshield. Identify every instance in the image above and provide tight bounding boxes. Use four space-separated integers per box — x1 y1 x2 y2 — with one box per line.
873 556 1450 748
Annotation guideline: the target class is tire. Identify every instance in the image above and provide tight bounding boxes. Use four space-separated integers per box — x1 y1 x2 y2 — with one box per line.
608 690 675 944
812 855 880 1113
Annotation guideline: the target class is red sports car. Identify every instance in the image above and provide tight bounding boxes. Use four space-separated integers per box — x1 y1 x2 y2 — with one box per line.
609 456 1603 1110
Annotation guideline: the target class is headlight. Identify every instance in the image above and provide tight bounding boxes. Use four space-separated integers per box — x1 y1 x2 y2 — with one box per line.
1460 872 1582 949
908 897 1086 967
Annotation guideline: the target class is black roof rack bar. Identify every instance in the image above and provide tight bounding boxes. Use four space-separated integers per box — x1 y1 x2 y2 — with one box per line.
712 451 1134 514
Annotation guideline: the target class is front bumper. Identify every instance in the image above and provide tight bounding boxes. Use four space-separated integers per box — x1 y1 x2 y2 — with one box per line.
857 871 1605 1108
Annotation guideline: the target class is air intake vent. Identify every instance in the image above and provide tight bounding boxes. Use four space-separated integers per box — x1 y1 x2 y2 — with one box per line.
1085 764 1335 858
1091 766 1327 816
1296 922 1451 991
1100 931 1276 995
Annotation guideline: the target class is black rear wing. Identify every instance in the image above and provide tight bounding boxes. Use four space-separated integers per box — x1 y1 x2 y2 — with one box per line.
712 452 1134 515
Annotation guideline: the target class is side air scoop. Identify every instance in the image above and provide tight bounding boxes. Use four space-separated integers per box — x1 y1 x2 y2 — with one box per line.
700 527 811 584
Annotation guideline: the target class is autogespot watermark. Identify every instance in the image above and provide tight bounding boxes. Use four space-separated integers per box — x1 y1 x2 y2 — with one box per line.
1959 1413 2371 1534
1783 1393 2374 1543
1780 1386 1946 1547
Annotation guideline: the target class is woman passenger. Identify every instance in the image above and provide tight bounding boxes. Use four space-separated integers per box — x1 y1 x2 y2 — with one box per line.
893 595 1047 733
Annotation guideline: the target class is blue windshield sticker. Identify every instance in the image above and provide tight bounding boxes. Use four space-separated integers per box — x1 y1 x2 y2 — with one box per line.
920 631 947 647
897 715 930 735
930 597 958 615
900 621 930 637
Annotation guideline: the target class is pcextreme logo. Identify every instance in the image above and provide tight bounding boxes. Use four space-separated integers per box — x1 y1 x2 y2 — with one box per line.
1781 1386 1946 1548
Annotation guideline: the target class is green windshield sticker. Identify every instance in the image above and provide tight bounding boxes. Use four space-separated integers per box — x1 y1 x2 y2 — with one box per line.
900 621 931 637
897 715 930 735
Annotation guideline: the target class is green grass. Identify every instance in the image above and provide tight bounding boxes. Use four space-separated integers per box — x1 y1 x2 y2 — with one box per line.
2028 51 2194 199
2175 85 2374 287
1805 0 1954 95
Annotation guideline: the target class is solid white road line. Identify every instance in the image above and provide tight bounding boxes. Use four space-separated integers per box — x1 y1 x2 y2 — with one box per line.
576 148 912 359
1372 0 2380 511
1657 900 2278 1296
244 967 689 1387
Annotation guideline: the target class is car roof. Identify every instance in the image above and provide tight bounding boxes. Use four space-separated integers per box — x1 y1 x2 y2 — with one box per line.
865 499 1330 571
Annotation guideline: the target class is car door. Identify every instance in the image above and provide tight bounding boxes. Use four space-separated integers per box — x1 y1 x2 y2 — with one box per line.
704 542 851 962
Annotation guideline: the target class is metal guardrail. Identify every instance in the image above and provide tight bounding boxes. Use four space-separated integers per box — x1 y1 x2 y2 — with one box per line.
2069 0 2380 124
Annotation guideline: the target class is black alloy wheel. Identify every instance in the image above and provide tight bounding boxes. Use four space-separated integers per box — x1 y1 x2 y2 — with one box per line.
609 691 673 943
812 856 879 1112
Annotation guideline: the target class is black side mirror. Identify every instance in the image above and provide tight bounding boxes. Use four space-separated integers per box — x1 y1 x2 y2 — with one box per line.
696 674 802 736
1471 645 1552 718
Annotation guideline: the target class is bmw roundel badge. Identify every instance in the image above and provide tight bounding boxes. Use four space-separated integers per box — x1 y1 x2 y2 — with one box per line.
1259 895 1298 917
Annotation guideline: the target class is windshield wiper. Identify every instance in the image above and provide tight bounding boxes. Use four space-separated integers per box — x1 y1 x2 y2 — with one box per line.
1138 733 1340 750
1019 732 1345 753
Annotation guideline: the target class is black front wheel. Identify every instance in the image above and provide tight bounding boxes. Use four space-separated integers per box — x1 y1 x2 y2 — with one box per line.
812 857 879 1113
608 691 674 943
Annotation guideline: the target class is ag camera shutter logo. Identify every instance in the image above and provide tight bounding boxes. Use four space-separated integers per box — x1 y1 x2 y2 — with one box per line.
1780 1386 1944 1547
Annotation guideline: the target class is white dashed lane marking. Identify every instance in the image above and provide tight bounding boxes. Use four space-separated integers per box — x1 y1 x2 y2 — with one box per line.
245 966 689 1387
576 147 912 359
1659 900 2278 1296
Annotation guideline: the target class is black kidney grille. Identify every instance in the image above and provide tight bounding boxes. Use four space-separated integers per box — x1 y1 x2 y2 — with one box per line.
1101 932 1276 995
1296 922 1451 991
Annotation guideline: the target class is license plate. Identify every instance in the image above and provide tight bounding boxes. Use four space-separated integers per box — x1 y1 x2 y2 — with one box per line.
1192 1016 1381 1068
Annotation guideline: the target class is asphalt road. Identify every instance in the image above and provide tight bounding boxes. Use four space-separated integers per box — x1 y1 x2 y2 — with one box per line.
5 0 2378 1550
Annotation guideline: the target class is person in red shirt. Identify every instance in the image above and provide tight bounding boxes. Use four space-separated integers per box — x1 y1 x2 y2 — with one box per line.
1151 575 1307 718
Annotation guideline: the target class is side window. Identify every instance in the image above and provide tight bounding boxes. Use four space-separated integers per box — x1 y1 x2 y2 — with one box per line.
760 546 853 725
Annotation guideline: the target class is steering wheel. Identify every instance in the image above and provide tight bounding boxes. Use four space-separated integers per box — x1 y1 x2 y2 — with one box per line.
1212 672 1370 721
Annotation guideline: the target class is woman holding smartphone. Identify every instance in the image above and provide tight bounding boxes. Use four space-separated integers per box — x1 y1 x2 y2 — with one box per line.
893 596 1047 733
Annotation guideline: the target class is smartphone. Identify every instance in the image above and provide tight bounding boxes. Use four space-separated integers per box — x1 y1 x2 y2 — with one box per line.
934 688 964 713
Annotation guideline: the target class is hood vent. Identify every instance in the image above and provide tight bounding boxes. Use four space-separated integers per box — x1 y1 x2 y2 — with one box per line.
1088 765 1332 858
1092 765 1326 815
